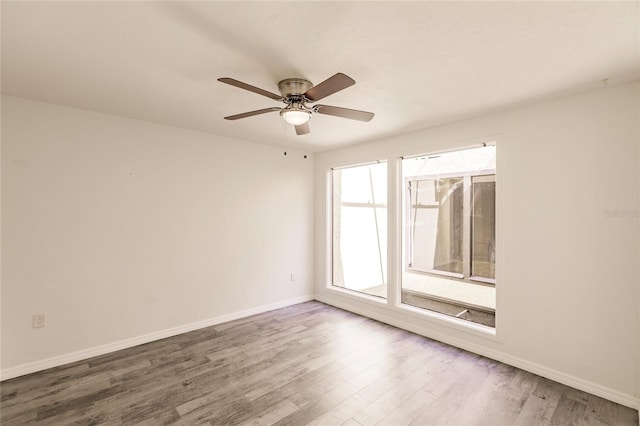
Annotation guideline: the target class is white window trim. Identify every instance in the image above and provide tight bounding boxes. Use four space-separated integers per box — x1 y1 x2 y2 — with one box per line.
329 161 388 298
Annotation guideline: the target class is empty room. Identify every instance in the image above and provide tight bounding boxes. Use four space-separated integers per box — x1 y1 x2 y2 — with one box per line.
1 1 639 425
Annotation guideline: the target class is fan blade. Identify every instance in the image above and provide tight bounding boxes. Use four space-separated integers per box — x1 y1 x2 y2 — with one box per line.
218 78 283 101
304 73 355 102
314 105 375 122
295 122 310 135
224 107 281 120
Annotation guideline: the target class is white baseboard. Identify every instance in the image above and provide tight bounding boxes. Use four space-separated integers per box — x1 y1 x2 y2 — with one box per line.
0 295 313 381
316 294 640 410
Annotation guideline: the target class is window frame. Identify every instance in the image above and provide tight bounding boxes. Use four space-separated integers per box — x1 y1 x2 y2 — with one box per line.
321 139 500 338
404 167 496 286
329 161 388 298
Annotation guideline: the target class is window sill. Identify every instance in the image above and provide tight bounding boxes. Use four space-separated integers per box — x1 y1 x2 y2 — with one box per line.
396 302 499 341
470 276 496 285
407 268 464 280
322 284 500 343
326 285 388 305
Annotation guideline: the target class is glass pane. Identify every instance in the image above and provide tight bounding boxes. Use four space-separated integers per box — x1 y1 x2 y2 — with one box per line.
409 178 463 274
472 176 496 279
335 163 387 204
401 145 496 328
332 163 387 298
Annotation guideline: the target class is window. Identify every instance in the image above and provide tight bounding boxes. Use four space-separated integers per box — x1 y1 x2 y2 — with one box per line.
402 146 496 326
331 162 387 298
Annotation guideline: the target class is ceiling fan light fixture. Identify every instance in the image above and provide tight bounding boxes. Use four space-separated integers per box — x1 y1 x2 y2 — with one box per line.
280 107 311 126
219 73 374 135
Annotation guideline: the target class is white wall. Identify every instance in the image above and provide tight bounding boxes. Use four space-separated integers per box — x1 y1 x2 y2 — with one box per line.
1 96 314 376
315 81 640 407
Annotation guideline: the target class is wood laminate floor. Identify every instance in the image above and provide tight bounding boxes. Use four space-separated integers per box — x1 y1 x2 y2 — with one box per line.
1 301 638 425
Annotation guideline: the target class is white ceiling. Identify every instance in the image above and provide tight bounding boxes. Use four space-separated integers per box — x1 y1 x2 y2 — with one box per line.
2 1 638 152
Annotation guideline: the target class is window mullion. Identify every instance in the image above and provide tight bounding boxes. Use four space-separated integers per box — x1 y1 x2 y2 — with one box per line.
462 175 472 279
387 157 401 306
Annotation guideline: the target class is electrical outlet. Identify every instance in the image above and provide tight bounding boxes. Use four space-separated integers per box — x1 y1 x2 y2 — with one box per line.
32 313 46 329
290 273 296 282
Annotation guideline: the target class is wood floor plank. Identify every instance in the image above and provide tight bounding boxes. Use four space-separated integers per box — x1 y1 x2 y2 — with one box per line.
617 404 640 425
582 392 619 425
409 398 460 425
272 363 393 426
1 362 91 401
306 394 370 426
419 349 476 397
236 399 299 426
352 362 434 425
513 376 564 426
550 392 588 425
131 407 182 426
377 388 435 426
2 372 112 423
1 301 637 426
475 369 540 426
355 340 435 404
216 360 346 425
412 354 490 425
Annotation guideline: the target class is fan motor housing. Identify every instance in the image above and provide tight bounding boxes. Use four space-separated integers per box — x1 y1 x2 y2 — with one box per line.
278 78 313 97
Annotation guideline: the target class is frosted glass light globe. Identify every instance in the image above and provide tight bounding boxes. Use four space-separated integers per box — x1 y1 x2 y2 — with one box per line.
281 109 311 125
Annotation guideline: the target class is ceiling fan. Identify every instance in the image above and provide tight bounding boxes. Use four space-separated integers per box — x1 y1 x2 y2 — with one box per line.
217 73 374 135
